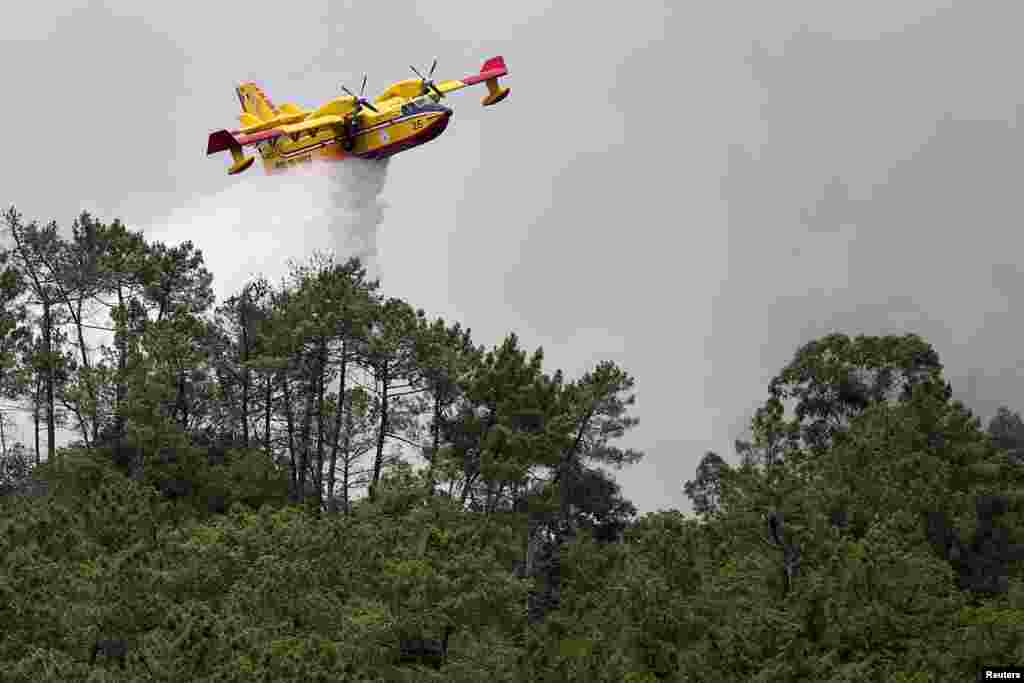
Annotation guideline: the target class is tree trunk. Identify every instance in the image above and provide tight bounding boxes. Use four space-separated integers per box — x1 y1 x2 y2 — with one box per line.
459 414 494 506
314 338 328 509
297 368 316 505
5 212 62 462
69 402 89 447
341 393 353 515
264 374 272 456
240 288 251 449
280 372 299 501
33 376 41 466
326 339 347 512
559 408 593 540
175 367 188 429
114 285 128 461
59 293 99 444
425 392 442 496
460 471 480 507
485 480 495 514
490 481 509 514
370 358 389 501
42 298 55 462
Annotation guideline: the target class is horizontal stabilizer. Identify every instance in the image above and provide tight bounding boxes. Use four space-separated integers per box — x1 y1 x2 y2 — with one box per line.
228 155 255 175
207 129 239 155
207 129 256 174
208 128 286 156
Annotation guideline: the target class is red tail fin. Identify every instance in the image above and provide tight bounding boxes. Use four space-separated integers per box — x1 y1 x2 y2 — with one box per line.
481 56 506 74
464 56 509 85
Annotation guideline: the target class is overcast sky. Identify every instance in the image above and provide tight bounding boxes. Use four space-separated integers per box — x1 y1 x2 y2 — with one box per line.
3 1 1023 515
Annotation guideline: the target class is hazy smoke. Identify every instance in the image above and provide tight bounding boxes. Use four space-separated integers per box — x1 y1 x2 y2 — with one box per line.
145 157 390 304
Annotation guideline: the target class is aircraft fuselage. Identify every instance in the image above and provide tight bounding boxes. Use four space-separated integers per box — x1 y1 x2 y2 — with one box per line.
261 98 451 172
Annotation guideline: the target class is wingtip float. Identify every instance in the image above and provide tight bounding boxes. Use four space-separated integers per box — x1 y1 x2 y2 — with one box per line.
206 55 510 175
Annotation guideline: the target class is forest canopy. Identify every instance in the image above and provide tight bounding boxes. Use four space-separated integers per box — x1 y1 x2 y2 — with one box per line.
1 207 1023 681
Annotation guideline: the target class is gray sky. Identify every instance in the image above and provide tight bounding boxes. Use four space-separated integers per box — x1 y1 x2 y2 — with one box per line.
3 1 1023 515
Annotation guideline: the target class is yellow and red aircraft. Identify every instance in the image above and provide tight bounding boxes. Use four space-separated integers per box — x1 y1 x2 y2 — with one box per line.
206 56 510 175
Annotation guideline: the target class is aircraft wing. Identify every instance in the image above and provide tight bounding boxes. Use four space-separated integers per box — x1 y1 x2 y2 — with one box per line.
278 114 346 135
436 56 509 104
209 114 347 153
435 80 468 95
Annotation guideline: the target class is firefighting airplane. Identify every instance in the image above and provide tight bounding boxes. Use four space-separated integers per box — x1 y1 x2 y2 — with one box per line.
206 56 510 175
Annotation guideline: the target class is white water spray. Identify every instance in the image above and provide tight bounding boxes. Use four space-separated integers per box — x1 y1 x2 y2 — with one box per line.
145 158 390 302
321 158 390 279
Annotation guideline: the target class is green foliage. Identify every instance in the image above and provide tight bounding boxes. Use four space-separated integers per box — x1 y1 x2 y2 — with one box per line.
216 447 291 510
6 203 1024 681
0 453 524 680
988 406 1024 462
683 450 727 516
763 332 945 455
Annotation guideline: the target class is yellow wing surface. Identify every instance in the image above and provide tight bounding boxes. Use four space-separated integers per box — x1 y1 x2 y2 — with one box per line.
377 56 510 106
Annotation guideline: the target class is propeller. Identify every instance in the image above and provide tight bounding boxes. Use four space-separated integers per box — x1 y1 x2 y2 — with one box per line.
341 75 379 113
410 58 444 99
